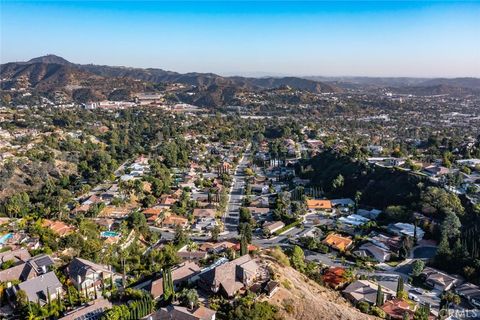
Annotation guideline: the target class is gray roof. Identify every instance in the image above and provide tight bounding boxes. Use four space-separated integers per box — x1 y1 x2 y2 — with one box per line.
0 248 31 264
59 299 112 320
456 282 480 300
0 254 54 282
68 257 112 279
199 254 258 297
16 271 63 304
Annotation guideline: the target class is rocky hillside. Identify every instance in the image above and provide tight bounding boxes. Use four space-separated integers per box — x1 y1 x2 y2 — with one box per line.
263 255 376 320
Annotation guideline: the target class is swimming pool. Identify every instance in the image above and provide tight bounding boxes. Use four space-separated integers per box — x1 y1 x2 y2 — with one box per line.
100 231 120 238
0 233 13 244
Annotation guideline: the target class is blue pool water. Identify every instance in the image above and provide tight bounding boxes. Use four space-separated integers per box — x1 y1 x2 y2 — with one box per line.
0 233 13 244
101 231 119 238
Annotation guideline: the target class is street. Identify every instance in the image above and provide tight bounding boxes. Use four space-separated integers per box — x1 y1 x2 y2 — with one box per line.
221 146 251 238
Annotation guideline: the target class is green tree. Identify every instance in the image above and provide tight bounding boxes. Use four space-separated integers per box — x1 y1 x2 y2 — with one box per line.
240 234 248 256
331 174 345 190
162 267 174 301
413 304 430 320
228 293 279 320
174 225 189 247
396 277 405 298
211 225 221 242
421 187 464 216
375 284 384 306
290 245 306 272
179 288 199 310
239 207 253 224
441 210 462 240
238 222 252 243
411 260 425 277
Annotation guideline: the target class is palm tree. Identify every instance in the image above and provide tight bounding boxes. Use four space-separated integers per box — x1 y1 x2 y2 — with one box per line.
180 288 199 310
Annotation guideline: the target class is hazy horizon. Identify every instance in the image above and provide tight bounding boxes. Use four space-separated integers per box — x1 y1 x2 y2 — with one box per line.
1 1 480 78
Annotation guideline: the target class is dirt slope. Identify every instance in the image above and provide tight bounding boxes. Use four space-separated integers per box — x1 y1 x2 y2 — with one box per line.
263 255 377 320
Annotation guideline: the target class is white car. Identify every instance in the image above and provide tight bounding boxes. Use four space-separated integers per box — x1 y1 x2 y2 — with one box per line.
408 293 420 302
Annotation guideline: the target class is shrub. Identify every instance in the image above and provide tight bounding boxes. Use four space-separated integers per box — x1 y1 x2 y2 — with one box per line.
267 246 291 267
357 301 370 313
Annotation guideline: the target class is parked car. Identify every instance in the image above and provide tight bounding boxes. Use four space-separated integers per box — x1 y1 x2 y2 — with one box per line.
408 293 420 302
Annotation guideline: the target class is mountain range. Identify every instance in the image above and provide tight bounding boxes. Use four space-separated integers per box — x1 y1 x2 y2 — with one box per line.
1 55 479 106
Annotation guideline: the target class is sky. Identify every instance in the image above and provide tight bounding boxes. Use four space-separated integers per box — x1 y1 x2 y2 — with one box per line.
1 1 479 77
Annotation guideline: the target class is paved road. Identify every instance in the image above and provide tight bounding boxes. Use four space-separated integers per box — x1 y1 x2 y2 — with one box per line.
222 146 251 238
253 227 303 247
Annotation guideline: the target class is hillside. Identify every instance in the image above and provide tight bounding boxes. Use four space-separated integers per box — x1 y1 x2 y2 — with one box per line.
0 55 342 106
304 75 480 94
387 84 480 96
418 77 480 89
262 255 376 320
3 55 478 105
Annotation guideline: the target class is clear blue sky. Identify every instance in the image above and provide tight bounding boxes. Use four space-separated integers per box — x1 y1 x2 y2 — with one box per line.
1 1 479 77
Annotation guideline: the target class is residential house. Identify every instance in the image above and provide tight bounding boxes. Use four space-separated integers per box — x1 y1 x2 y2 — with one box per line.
455 282 480 308
338 214 370 227
42 219 75 237
331 198 355 209
68 257 115 293
263 221 285 235
355 242 391 263
198 241 236 254
323 233 353 252
143 207 165 225
381 299 415 319
23 254 55 278
198 255 260 298
95 218 115 231
1 254 56 283
177 251 208 263
59 299 112 320
0 248 31 265
82 195 102 206
0 249 33 282
192 209 217 231
149 262 201 299
250 196 269 208
367 145 384 155
158 195 178 208
306 199 333 213
265 280 280 298
98 205 130 219
247 207 270 216
232 243 258 252
71 204 91 216
388 223 425 241
367 157 405 167
369 232 403 253
145 305 216 320
161 215 189 229
420 267 461 291
457 159 480 168
357 208 382 220
251 184 269 194
9 271 63 305
424 165 450 177
343 280 396 305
